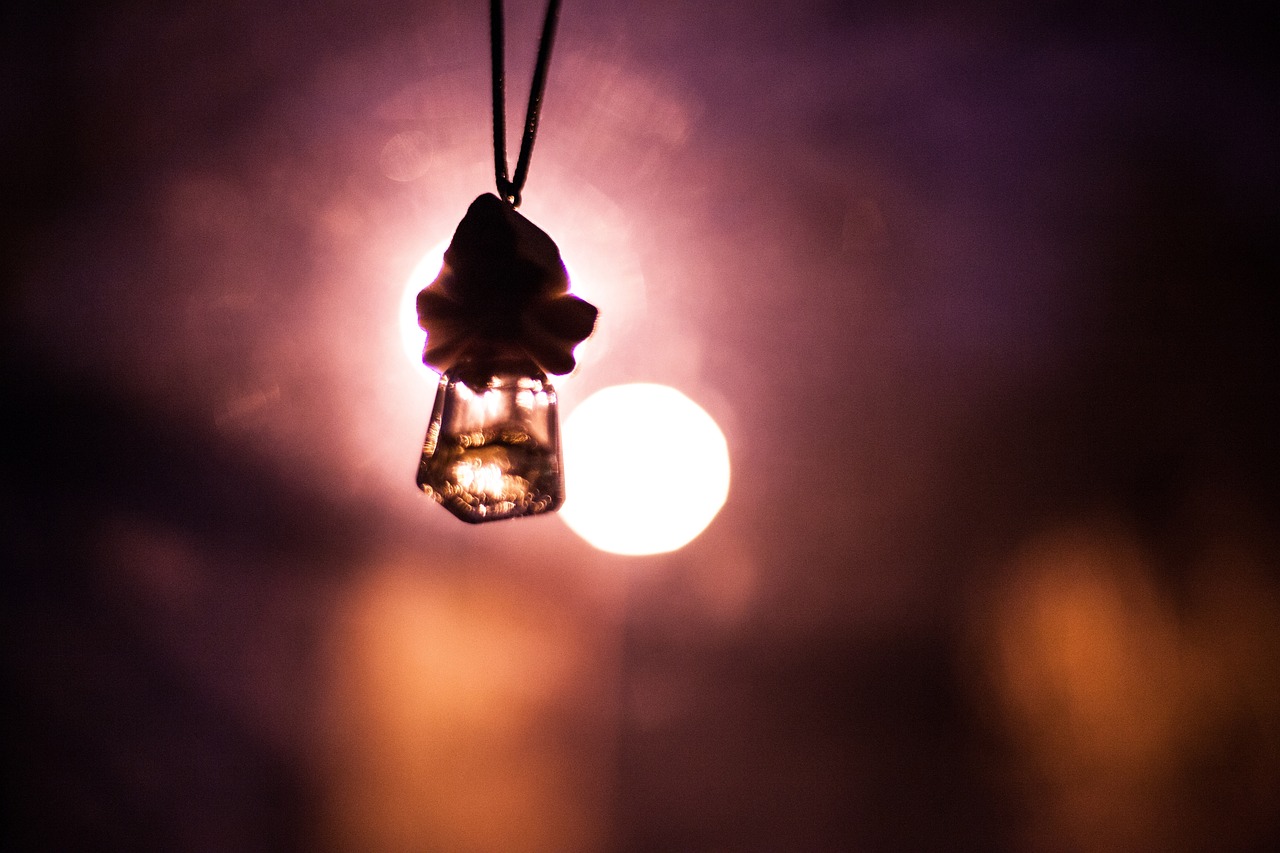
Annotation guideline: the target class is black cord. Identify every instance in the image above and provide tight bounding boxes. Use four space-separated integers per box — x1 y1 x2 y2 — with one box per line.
490 0 563 207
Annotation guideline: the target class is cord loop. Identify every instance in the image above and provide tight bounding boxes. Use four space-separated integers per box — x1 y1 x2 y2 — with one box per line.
491 0 562 208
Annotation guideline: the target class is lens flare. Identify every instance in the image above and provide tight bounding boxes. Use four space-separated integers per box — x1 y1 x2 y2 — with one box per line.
561 384 730 555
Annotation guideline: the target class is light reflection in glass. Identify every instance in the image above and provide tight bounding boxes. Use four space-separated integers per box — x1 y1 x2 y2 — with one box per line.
417 361 563 523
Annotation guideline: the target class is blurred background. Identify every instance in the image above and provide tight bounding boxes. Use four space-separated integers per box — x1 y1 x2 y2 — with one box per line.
3 1 1278 850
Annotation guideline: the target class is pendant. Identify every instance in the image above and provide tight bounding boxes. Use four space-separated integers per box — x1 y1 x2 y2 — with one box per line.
414 194 597 523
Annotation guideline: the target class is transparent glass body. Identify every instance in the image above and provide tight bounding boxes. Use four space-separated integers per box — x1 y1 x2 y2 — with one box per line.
416 358 564 523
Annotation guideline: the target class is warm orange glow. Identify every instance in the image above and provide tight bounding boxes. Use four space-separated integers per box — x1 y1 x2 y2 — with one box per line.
974 522 1280 852
561 384 730 555
316 561 611 852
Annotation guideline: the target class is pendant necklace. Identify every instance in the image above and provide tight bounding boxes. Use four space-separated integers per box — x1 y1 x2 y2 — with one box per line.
414 0 598 524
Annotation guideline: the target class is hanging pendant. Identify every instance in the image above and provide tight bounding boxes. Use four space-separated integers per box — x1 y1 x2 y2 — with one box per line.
415 194 596 523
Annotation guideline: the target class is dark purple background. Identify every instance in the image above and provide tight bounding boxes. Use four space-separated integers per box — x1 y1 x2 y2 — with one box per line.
4 2 1278 850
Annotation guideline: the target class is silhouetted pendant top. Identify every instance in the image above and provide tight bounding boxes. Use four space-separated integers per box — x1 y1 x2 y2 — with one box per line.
414 195 597 523
417 194 597 376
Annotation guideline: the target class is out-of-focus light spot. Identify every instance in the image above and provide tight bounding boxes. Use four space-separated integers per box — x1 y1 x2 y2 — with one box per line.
561 384 730 555
318 562 610 852
380 131 433 182
972 521 1280 852
400 241 447 377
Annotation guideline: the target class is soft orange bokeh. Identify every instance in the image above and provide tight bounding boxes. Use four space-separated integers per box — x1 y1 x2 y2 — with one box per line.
974 520 1280 852
315 557 617 853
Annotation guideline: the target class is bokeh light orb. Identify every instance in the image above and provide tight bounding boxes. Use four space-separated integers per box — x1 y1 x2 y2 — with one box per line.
561 384 730 555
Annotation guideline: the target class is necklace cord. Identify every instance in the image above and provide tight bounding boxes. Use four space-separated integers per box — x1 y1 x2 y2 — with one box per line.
490 0 562 207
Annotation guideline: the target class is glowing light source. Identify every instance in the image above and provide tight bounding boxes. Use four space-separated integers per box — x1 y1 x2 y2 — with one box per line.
561 384 730 555
400 241 447 375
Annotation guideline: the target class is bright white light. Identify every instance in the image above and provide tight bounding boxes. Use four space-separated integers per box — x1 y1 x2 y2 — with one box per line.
400 241 448 377
561 384 730 556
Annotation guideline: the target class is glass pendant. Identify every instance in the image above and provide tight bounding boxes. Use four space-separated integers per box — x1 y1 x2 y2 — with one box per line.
408 1 594 524
414 194 595 524
417 356 564 523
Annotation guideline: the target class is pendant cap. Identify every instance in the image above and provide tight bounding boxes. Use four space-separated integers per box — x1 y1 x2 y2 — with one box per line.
417 194 598 376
